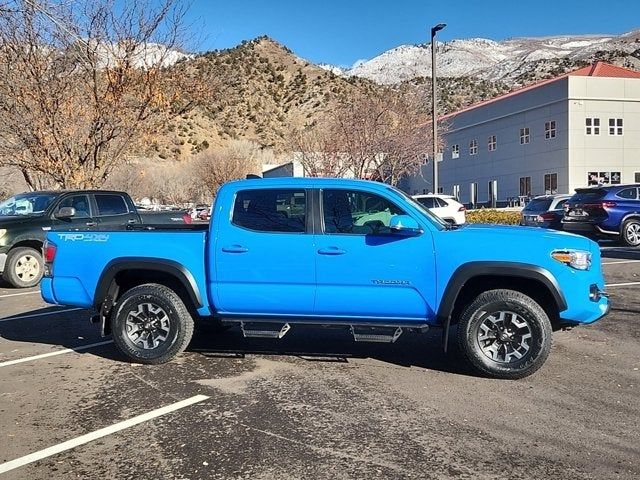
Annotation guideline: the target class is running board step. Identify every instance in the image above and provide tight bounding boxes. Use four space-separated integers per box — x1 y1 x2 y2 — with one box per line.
240 322 291 339
351 326 402 343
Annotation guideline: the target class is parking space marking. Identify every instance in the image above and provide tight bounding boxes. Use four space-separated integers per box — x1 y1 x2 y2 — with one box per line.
0 340 113 368
0 307 82 322
602 260 640 265
0 291 41 299
605 281 640 287
0 394 210 475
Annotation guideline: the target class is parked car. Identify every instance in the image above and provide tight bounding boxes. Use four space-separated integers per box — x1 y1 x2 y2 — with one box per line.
413 194 466 225
0 190 191 288
520 194 571 230
41 178 609 379
562 184 640 246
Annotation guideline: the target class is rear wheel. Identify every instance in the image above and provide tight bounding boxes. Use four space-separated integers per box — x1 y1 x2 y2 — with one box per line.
111 283 194 364
2 247 43 288
621 219 640 247
457 289 552 379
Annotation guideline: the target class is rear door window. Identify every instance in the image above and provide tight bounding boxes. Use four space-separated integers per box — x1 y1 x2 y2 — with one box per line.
416 197 436 209
616 188 638 200
232 189 306 233
95 194 129 216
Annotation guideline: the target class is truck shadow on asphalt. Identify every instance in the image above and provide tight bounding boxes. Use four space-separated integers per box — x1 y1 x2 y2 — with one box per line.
0 308 473 377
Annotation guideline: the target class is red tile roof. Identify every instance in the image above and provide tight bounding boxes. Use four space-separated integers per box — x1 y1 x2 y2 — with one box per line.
441 61 640 120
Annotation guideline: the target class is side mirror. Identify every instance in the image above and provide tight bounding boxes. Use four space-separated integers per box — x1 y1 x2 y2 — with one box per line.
55 206 76 219
389 215 422 236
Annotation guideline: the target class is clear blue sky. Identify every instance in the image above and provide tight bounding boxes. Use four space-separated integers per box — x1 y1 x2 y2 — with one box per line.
186 0 640 67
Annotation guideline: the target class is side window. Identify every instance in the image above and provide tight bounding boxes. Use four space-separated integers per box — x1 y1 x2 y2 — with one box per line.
57 195 91 218
232 189 306 233
554 199 568 210
416 197 435 209
323 189 405 235
95 194 129 216
616 188 638 200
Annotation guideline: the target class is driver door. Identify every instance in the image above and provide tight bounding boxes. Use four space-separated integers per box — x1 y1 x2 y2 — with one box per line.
314 188 436 321
51 194 97 231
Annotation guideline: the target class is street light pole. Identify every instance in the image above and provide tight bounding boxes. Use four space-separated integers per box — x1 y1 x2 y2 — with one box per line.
431 23 446 194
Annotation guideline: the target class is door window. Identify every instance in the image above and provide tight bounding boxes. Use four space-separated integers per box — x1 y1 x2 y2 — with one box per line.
616 188 638 200
57 195 91 218
95 194 129 216
232 189 306 233
322 189 405 235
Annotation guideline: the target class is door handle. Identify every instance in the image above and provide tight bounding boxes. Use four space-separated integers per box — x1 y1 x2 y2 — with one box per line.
318 247 347 256
222 245 249 253
86 221 97 227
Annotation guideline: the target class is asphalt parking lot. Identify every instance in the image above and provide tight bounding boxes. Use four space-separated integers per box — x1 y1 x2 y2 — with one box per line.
0 247 639 480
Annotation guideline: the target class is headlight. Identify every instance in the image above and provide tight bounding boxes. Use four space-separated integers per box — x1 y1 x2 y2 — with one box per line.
0 229 6 239
551 249 591 270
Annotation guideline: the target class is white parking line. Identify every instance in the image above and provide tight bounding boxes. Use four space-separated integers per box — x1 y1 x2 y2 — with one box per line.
0 394 210 474
605 282 640 287
0 307 83 322
0 291 41 299
602 260 640 265
0 340 113 368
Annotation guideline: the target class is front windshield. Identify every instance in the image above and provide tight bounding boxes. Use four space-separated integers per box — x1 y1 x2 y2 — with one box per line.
0 193 58 216
386 186 448 230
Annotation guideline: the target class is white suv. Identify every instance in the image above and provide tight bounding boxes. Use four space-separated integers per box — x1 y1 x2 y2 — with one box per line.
413 194 466 225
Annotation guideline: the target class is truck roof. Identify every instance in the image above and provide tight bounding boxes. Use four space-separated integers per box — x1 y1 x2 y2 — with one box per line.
226 177 393 190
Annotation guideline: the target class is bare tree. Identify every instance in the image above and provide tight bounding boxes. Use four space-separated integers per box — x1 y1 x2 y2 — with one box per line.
0 0 204 190
291 88 436 186
193 140 267 196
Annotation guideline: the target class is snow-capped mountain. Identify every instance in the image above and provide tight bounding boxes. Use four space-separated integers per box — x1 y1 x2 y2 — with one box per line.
343 31 640 84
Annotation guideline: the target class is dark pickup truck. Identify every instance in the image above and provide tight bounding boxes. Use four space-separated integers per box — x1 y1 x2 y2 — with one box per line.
0 190 190 288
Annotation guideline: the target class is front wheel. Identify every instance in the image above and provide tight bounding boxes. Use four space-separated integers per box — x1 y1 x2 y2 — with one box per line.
2 247 44 288
111 283 194 364
621 219 640 247
456 289 552 379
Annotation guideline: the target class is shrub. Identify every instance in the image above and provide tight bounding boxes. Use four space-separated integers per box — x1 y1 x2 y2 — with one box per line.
466 209 521 225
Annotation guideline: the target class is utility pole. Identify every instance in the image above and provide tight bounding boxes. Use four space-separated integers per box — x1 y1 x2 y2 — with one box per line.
431 23 446 193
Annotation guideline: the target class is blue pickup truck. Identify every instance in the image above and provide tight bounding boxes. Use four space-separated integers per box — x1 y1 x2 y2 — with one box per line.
41 178 610 379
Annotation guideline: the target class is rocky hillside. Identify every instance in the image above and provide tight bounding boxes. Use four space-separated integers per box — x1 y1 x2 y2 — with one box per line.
343 30 640 85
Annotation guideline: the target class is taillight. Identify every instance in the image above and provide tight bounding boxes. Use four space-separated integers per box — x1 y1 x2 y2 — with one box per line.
43 240 57 277
537 212 556 222
182 213 192 224
602 201 617 209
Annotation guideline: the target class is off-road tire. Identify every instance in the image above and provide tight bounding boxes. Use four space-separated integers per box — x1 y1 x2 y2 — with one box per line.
620 219 640 247
457 289 553 380
2 247 44 288
111 283 194 364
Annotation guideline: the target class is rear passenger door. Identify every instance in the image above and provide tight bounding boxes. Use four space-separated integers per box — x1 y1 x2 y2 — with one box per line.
94 193 138 228
213 188 317 316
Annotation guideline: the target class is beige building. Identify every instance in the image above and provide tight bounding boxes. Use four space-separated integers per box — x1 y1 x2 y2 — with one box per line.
402 62 640 206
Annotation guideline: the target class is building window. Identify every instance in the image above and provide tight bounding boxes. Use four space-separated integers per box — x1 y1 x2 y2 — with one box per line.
588 171 622 186
585 118 600 135
451 144 459 159
519 128 530 145
469 139 478 155
636 172 640 183
519 177 531 197
488 135 497 151
608 118 623 136
545 121 556 139
452 184 460 200
544 173 558 194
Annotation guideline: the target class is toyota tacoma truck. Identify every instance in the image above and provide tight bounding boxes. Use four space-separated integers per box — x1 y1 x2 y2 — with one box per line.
0 190 191 288
40 178 610 379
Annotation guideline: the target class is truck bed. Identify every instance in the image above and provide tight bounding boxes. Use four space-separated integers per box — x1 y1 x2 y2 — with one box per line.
41 229 210 315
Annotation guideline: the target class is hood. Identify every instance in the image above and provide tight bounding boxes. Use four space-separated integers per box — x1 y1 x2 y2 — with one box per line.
459 223 594 250
0 214 45 228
